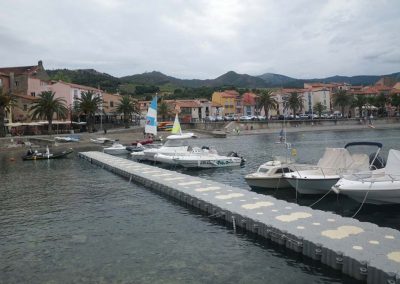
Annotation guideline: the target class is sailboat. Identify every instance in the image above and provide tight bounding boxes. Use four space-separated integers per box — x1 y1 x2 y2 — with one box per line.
133 113 196 162
167 113 195 139
144 96 158 137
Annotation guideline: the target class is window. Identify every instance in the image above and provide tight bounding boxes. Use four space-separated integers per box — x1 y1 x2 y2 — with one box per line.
31 92 36 97
23 104 27 111
74 90 78 97
15 81 19 87
110 101 114 107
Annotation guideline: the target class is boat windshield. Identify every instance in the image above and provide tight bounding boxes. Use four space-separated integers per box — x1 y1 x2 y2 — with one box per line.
164 139 190 147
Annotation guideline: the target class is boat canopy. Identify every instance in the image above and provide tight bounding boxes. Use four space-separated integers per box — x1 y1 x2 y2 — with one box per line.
384 149 400 175
344 142 383 149
317 148 369 171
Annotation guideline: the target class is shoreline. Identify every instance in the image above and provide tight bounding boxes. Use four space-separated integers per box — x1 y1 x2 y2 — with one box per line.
1 121 399 154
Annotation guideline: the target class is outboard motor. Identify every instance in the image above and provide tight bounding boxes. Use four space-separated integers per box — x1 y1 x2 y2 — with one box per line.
369 153 386 169
201 146 210 150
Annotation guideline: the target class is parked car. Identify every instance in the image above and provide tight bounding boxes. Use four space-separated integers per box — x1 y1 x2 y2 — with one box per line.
256 115 266 120
299 114 309 119
205 116 216 122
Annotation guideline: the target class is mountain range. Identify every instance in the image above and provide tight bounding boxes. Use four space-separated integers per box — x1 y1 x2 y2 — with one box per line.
47 69 400 93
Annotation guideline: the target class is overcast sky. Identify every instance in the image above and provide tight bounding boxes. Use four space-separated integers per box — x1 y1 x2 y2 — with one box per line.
0 0 399 79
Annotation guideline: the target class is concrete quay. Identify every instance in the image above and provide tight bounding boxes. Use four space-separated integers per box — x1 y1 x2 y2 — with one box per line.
81 151 399 283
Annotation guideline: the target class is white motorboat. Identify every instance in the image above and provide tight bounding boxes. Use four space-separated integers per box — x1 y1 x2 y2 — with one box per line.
171 150 244 168
55 135 80 142
103 142 129 155
283 142 383 194
245 157 294 190
332 149 400 204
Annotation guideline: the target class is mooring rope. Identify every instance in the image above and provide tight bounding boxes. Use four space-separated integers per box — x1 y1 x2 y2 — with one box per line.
309 188 333 208
351 190 369 218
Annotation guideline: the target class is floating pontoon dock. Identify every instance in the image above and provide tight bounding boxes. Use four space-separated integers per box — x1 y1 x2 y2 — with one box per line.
79 151 400 283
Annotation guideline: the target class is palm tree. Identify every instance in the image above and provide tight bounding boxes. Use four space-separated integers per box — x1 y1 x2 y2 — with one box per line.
158 100 172 121
287 92 303 117
76 90 102 132
29 91 68 134
116 95 139 128
0 88 15 137
351 94 367 118
333 90 351 118
313 102 326 118
256 89 277 119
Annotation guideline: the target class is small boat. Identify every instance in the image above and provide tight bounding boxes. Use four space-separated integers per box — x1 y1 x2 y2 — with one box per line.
90 137 114 144
132 138 153 146
22 148 73 160
55 135 80 142
103 142 130 155
172 150 245 168
284 142 384 194
332 149 400 204
245 157 294 190
212 130 227 138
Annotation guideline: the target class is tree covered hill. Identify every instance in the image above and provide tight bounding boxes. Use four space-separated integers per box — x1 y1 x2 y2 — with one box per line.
47 68 400 97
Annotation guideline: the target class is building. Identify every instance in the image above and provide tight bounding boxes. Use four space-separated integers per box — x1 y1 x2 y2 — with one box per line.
0 61 51 122
211 90 240 116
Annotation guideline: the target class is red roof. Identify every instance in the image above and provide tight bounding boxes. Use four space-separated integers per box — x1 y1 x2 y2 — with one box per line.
0 65 38 75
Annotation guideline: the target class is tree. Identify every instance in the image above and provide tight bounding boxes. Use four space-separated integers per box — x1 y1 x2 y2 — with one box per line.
287 92 303 117
29 91 68 134
158 99 172 121
375 92 389 117
0 89 15 137
332 90 351 117
116 95 139 128
313 102 326 118
256 89 278 119
391 93 400 115
75 90 103 132
351 94 367 118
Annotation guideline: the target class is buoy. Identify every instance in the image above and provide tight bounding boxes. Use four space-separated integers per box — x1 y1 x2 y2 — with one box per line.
9 157 15 161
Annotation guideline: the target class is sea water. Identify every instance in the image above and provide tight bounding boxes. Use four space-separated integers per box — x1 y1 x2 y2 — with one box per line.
1 128 399 283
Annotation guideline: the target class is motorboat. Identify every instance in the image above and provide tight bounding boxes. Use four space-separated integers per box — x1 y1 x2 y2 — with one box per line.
22 147 73 160
55 135 80 142
90 137 114 144
245 157 294 190
332 149 400 204
171 149 245 168
103 142 129 155
283 142 383 194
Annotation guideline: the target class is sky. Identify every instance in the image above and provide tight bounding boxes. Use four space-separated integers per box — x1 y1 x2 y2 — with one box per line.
0 0 399 79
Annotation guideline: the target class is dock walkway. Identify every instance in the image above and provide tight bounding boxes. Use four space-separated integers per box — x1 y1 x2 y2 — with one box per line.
79 151 400 283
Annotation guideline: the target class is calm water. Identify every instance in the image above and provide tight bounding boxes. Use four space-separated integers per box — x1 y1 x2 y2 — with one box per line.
1 128 399 283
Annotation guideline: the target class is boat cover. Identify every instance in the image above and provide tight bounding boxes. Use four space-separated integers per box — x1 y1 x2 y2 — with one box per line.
317 148 354 169
384 149 400 175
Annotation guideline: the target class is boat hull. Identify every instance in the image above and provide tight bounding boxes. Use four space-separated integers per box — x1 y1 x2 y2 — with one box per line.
22 149 73 160
334 179 400 204
174 156 242 168
285 175 339 194
245 175 292 189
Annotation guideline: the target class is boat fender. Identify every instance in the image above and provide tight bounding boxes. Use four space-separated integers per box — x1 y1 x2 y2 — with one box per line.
291 148 297 156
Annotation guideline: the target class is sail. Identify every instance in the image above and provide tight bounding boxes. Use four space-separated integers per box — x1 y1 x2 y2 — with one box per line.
145 96 157 135
171 113 182 134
